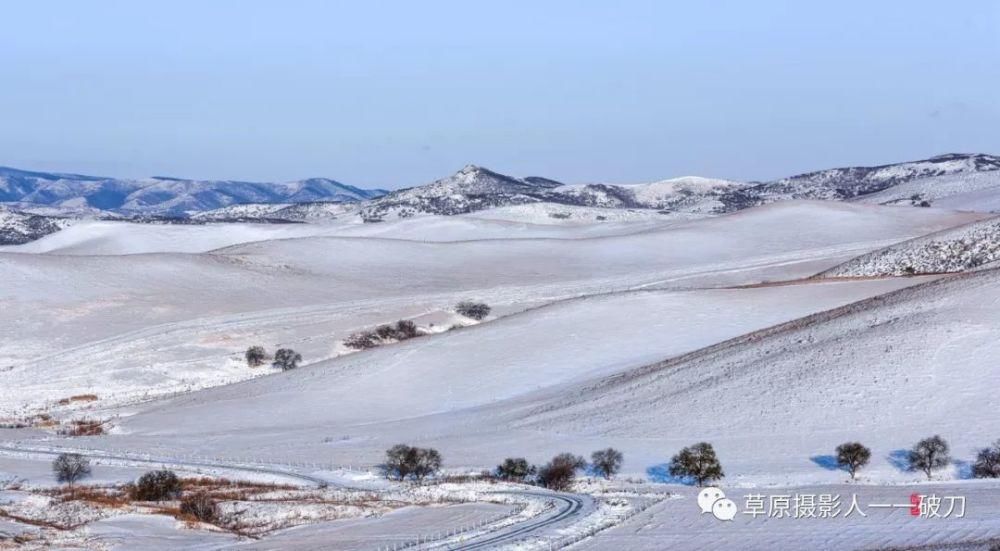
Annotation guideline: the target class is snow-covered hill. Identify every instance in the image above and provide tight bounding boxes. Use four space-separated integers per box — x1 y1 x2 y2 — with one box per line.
851 170 1000 212
0 200 978 416
357 165 566 220
555 176 747 213
735 153 1000 206
190 202 294 221
115 278 923 456
818 215 1000 277
502 267 1000 483
354 154 1000 221
103 258 1000 486
0 205 69 245
359 167 752 220
0 166 386 216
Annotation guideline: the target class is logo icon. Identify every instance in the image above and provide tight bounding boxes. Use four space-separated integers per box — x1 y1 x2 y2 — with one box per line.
698 487 737 521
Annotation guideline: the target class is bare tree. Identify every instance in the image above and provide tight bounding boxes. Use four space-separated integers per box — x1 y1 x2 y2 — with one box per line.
52 453 91 497
272 348 302 371
537 453 585 491
591 448 624 479
455 301 491 321
411 448 442 481
908 435 950 479
668 442 724 486
382 444 413 480
381 444 442 482
973 440 1000 479
496 457 535 482
245 346 267 367
835 442 871 480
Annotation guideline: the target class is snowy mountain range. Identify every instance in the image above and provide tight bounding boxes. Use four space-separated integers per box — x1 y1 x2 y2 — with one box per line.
358 153 1000 220
2 153 999 244
0 166 387 216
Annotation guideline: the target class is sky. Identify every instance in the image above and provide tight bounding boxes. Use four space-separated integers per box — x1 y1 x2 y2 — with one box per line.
1 0 998 189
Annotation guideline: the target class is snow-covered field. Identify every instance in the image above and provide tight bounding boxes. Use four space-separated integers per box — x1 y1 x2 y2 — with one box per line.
0 210 679 255
2 198 999 550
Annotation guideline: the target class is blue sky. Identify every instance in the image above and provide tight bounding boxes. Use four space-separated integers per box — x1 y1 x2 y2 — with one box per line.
1 0 998 188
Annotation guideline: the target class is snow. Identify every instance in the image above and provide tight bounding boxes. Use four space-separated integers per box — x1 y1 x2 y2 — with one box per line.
462 203 696 225
0 205 68 245
0 201 980 417
497 268 1000 485
575 482 1000 551
2 210 684 255
1 220 337 255
853 171 1000 212
820 215 1000 277
3 194 1000 549
112 278 927 446
615 176 747 212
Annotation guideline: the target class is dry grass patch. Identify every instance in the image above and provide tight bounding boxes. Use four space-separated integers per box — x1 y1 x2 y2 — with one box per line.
46 485 130 508
57 394 99 406
57 418 108 437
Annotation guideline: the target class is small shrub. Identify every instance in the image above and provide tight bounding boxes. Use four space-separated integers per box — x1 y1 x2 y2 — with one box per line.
245 346 267 367
591 448 624 479
375 324 398 340
835 442 871 480
345 320 422 350
537 453 585 491
973 440 1000 479
180 492 219 523
496 457 535 482
393 319 419 339
344 330 379 350
455 301 491 321
668 442 724 486
908 435 950 479
131 470 182 501
272 348 302 371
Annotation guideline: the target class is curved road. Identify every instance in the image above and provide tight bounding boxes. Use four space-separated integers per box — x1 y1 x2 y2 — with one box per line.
0 443 592 549
451 491 589 550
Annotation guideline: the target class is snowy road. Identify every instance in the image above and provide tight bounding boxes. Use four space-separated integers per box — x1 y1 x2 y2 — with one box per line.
452 491 590 550
0 443 596 550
